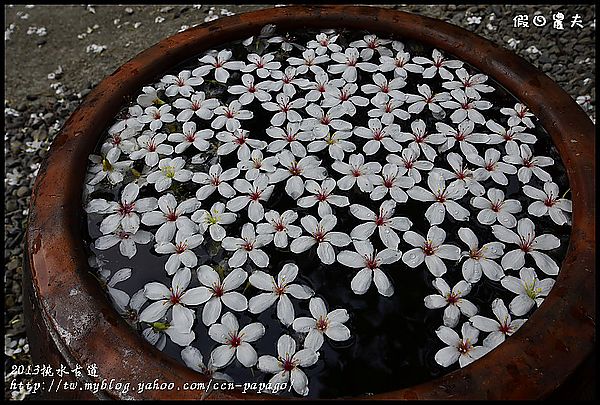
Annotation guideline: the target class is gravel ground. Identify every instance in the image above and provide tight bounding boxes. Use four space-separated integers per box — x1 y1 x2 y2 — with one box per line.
3 4 595 400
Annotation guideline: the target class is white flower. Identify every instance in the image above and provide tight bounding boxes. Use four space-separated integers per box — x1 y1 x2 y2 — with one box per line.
331 153 381 192
147 157 193 192
394 119 446 162
432 152 485 197
181 346 233 382
328 47 379 82
268 66 310 97
502 144 553 184
87 152 132 186
307 32 342 55
290 214 351 265
192 201 237 242
297 178 350 217
138 104 176 131
458 227 505 282
103 124 137 161
435 120 490 157
95 227 153 258
337 240 401 296
222 222 272 268
256 210 302 248
196 266 249 326
308 128 356 161
402 226 461 277
248 263 314 326
129 131 174 167
141 193 199 242
287 48 330 75
412 49 463 80
350 34 392 60
441 68 494 100
268 150 327 199
143 316 195 350
208 312 264 368
361 72 406 103
292 297 351 351
386 148 434 184
216 129 267 161
485 120 537 151
88 182 158 235
424 278 478 327
192 163 239 201
136 85 161 107
407 172 469 225
349 200 411 250
523 182 572 225
212 100 253 132
434 323 489 368
104 268 135 315
439 89 492 124
193 49 245 83
500 267 555 316
262 93 307 126
500 102 535 128
228 73 272 105
492 218 561 275
353 118 402 155
266 122 314 158
267 32 305 52
302 103 351 135
227 174 274 222
173 91 220 122
155 230 204 275
466 148 517 186
378 48 424 79
321 81 369 115
470 298 527 349
161 70 203 97
370 163 415 202
168 122 213 154
139 267 207 330
237 149 279 181
241 52 281 78
368 93 410 125
405 84 451 116
119 105 145 132
257 335 319 397
471 188 521 228
299 71 341 103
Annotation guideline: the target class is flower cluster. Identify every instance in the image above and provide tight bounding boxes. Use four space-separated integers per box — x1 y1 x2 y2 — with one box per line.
83 26 570 396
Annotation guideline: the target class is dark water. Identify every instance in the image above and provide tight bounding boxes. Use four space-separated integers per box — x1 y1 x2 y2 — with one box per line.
82 27 572 398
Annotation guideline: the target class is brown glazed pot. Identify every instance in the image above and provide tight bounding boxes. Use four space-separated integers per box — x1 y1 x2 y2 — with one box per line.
24 5 595 400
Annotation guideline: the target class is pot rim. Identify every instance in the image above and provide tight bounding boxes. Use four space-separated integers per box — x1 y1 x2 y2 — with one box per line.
25 5 595 400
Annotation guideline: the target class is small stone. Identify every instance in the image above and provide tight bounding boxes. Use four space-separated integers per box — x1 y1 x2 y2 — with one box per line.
36 39 46 46
16 186 29 198
6 200 18 212
32 128 48 141
43 112 54 122
160 6 174 13
26 94 38 101
124 7 133 14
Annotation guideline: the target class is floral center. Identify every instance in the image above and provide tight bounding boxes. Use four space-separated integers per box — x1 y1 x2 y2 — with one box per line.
485 163 496 171
111 134 122 145
524 281 542 299
152 111 162 120
213 283 224 297
320 115 331 125
503 133 513 141
210 176 221 186
175 242 188 254
339 90 350 101
518 234 535 253
395 58 406 67
313 229 326 243
544 197 556 207
147 140 157 152
162 165 176 178
166 209 178 222
235 135 247 145
274 284 286 296
491 201 503 212
102 158 113 172
249 190 262 201
435 193 447 203
457 339 472 354
316 316 329 331
383 176 395 188
117 231 131 240
446 292 460 305
375 214 387 226
243 241 254 251
456 170 467 180
351 168 362 177
346 57 357 67
384 103 393 113
373 129 384 141
185 133 196 143
423 241 436 256
455 132 465 141
176 78 185 87
282 356 296 372
285 133 296 143
316 192 328 202
274 221 286 232
227 333 242 348
289 163 302 176
499 321 512 335
170 288 182 304
225 109 235 118
523 159 534 168
191 101 201 110
252 158 262 169
404 160 414 169
469 249 482 260
365 255 379 270
118 201 136 216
